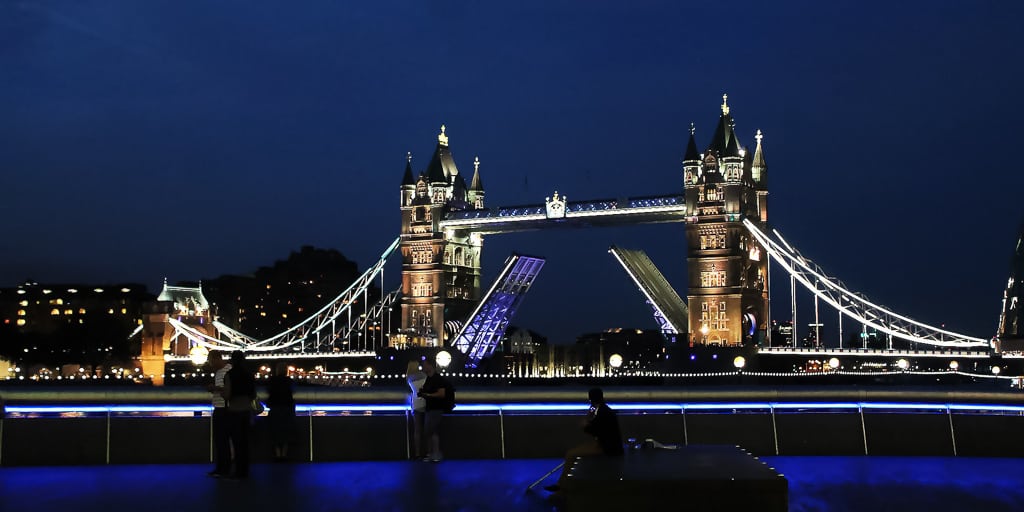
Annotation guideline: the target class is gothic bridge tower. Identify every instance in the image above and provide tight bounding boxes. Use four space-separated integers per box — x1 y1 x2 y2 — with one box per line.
684 95 769 346
397 126 486 347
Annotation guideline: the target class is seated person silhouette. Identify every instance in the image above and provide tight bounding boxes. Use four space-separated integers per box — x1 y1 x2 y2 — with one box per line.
544 387 623 493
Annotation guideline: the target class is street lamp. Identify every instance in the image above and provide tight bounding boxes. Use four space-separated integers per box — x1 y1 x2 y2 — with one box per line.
828 357 840 370
609 354 623 369
992 365 1001 375
733 356 746 370
436 350 452 370
189 346 209 366
896 358 909 371
949 360 959 371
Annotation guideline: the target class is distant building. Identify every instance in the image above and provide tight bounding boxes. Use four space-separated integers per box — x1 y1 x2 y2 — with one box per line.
997 221 1024 351
202 246 364 341
0 280 151 366
576 328 665 374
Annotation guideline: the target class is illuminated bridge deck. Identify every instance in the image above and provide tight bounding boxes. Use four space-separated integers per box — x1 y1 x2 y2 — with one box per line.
2 457 1024 512
439 194 687 234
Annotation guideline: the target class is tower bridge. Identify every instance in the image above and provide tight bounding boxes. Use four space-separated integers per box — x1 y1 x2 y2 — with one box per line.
141 95 1006 381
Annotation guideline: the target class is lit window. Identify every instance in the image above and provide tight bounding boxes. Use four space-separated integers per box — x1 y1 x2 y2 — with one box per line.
19 300 28 307
17 309 25 316
51 309 60 315
260 312 267 317
108 309 114 314
121 288 130 293
94 288 104 293
16 319 26 326
42 289 52 295
281 313 288 319
67 288 77 293
120 308 127 314
79 308 86 314
412 283 433 297
64 309 72 315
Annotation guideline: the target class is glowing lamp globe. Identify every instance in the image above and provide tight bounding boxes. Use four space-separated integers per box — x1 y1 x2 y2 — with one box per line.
896 359 909 371
609 354 623 368
828 357 840 370
189 346 209 366
949 360 959 371
992 366 1001 375
733 356 746 370
435 350 452 369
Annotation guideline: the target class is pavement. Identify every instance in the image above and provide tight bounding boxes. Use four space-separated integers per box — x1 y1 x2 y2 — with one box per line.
2 456 1024 511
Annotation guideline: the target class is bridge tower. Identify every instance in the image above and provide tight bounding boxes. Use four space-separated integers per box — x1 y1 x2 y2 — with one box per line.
138 280 215 386
397 126 485 347
684 95 769 346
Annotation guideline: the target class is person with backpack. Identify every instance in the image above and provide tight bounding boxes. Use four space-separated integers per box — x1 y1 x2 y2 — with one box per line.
417 357 454 462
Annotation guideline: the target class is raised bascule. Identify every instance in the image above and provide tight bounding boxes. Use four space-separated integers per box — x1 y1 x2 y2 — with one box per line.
145 95 1003 380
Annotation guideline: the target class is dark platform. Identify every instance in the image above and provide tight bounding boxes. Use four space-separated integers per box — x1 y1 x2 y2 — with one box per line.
564 445 788 512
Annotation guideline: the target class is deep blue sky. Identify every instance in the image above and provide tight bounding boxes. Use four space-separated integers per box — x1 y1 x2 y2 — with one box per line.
2 1 1023 343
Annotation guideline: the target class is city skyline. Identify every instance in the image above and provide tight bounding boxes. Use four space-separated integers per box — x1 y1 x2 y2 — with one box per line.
3 2 1023 343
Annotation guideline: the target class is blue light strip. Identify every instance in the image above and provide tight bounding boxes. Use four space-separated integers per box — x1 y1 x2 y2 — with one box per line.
858 402 950 411
771 402 861 410
6 401 1024 415
683 402 773 410
6 404 213 414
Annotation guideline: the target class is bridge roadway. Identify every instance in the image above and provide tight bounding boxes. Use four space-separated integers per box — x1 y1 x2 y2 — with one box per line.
439 194 687 234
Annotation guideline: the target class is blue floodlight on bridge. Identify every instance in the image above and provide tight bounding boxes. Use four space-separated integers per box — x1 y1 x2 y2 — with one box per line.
609 245 688 334
451 254 546 368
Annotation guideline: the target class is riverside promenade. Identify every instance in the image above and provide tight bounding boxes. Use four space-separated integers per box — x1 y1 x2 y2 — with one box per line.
3 457 1024 512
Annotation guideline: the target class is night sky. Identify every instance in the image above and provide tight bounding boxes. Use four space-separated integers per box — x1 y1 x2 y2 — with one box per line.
3 1 1023 343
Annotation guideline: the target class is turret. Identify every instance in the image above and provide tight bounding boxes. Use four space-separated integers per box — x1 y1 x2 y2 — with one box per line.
750 129 767 187
401 152 416 207
683 124 700 188
468 156 485 209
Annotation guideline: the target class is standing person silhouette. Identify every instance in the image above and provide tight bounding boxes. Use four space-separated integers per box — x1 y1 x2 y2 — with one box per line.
406 360 428 460
223 351 256 479
205 351 232 478
266 362 295 462
544 388 623 493
417 358 452 462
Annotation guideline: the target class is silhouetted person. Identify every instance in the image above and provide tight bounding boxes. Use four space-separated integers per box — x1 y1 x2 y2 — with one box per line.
545 387 623 493
417 358 452 462
206 351 232 478
223 351 256 479
406 360 427 459
266 362 295 462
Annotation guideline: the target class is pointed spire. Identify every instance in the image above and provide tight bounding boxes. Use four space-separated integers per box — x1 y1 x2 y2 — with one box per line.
401 152 415 186
708 93 734 156
438 124 449 146
724 123 742 158
426 123 459 184
751 129 767 184
470 156 484 191
684 123 700 162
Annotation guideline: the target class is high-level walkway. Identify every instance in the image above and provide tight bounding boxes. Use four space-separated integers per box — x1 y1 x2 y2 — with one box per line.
2 457 1024 512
